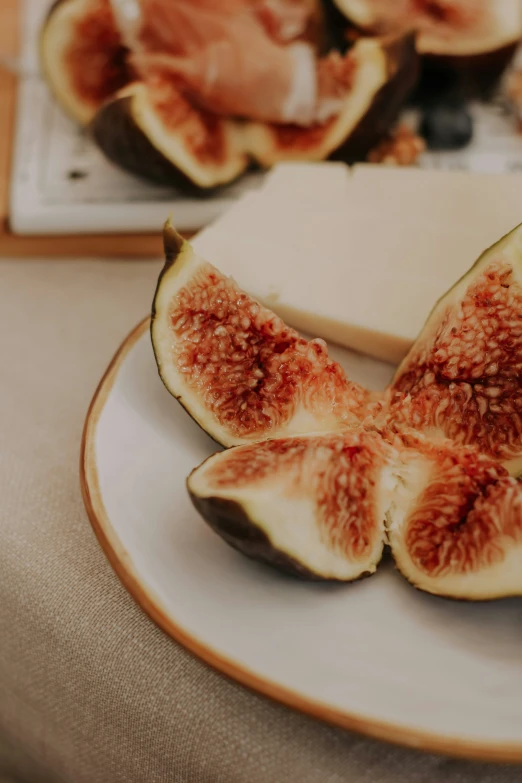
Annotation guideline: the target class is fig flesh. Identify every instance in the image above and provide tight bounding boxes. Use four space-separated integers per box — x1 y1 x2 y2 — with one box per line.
331 0 521 99
91 81 249 191
40 0 131 125
188 429 392 581
151 222 378 448
387 222 522 476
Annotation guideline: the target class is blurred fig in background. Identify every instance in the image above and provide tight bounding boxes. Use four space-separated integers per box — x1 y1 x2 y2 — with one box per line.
330 0 522 100
40 0 421 190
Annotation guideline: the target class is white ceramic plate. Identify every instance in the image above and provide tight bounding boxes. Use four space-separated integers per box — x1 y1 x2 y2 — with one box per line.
81 318 522 762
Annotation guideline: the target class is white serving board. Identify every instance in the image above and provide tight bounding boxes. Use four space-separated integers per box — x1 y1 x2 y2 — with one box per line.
9 0 522 235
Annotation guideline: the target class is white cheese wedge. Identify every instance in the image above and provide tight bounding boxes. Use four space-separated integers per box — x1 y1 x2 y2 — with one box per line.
192 164 522 364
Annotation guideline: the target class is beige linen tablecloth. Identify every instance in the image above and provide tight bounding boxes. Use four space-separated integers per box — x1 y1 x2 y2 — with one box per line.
1 257 521 783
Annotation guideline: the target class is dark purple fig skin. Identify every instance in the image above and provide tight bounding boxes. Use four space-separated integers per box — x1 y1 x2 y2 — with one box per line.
90 95 233 195
333 31 419 163
189 490 333 581
418 42 519 102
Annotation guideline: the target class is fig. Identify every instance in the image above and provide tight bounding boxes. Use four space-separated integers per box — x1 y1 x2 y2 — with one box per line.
331 0 522 99
245 33 418 166
90 81 249 191
188 429 392 581
387 221 522 476
151 222 378 447
40 0 131 125
387 434 522 600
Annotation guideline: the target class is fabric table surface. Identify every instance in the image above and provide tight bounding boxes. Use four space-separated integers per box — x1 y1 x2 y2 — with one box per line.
1 257 521 783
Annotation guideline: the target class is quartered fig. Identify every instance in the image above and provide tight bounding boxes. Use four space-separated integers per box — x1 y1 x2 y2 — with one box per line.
188 429 392 581
91 81 249 191
153 218 522 600
151 222 378 447
387 434 522 600
40 0 131 125
245 33 418 167
387 222 522 476
331 0 522 99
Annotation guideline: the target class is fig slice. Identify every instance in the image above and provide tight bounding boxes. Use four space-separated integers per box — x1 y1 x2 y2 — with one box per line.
151 222 378 448
244 33 418 166
40 0 131 125
332 0 521 98
387 221 522 475
387 434 522 600
91 80 249 191
188 429 393 581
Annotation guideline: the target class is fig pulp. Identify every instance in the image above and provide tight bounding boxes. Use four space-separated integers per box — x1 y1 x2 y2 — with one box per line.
40 0 131 125
388 222 522 476
151 222 377 447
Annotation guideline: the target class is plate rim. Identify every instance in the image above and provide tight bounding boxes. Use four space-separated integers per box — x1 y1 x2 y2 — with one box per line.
80 317 522 764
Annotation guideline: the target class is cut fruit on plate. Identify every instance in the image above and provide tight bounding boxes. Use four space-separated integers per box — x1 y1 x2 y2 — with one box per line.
153 216 522 601
151 222 379 447
91 81 250 191
245 33 418 166
387 434 522 600
331 0 521 97
188 423 522 597
387 221 522 476
40 0 131 125
188 429 392 582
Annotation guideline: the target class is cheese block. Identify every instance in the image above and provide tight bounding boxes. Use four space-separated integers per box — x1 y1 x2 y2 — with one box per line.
193 164 522 364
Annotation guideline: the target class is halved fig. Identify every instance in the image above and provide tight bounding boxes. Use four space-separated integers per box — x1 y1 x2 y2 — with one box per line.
331 0 521 98
387 221 522 475
387 434 522 600
40 0 131 125
188 429 392 581
151 222 378 447
90 80 249 191
245 33 418 166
